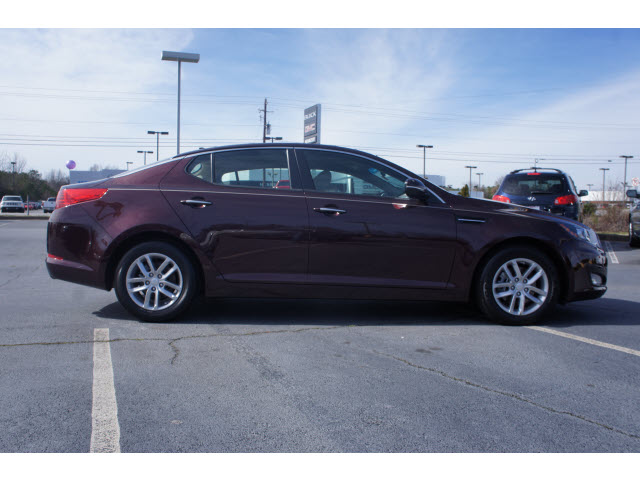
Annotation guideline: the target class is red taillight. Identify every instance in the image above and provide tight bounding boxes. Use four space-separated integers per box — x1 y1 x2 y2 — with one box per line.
554 194 578 205
56 188 108 209
47 253 64 261
527 172 541 175
492 194 511 203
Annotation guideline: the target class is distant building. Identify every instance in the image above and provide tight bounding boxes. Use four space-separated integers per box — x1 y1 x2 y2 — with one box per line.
70 169 125 184
423 174 445 187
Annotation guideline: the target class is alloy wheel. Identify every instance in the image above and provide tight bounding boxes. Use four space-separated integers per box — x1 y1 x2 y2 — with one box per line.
491 258 549 316
125 253 184 311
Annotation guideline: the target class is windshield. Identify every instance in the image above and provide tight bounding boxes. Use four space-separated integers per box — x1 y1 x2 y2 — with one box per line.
3 196 22 201
501 174 567 196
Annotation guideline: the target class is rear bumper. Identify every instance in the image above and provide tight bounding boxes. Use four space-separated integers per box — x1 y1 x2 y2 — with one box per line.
46 205 112 291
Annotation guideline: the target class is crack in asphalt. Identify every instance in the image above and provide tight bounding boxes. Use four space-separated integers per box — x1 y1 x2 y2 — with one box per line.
0 324 356 350
372 349 640 442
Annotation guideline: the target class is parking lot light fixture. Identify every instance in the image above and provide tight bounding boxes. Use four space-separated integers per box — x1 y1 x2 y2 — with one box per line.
465 166 477 196
126 161 133 171
137 150 154 166
265 136 283 143
600 167 610 203
416 145 433 178
620 155 633 193
162 51 200 155
148 131 169 162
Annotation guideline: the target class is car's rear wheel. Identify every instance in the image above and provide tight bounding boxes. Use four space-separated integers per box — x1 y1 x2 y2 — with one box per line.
115 241 197 322
476 247 559 325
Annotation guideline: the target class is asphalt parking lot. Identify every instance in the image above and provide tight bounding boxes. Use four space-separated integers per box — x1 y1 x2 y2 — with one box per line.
1 219 639 452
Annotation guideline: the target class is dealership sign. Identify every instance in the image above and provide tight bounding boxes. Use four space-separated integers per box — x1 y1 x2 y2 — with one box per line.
304 104 321 144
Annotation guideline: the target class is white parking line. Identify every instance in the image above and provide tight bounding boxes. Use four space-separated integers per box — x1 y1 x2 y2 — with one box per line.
90 328 121 453
527 326 640 358
604 241 619 264
0 223 10 227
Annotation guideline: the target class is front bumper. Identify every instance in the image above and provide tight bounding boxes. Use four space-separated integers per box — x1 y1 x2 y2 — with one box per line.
561 239 608 303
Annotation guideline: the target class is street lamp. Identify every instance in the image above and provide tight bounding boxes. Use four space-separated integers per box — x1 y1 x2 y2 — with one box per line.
265 136 283 143
148 131 169 162
620 155 633 193
162 50 200 155
137 150 154 166
534 158 545 171
600 168 610 203
476 172 484 195
416 145 433 178
126 161 134 171
465 166 477 197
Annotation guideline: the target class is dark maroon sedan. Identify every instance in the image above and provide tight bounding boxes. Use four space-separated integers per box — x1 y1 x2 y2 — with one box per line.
46 143 607 325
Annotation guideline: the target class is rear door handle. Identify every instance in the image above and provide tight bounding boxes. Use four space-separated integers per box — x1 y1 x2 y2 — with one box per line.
180 199 212 208
313 207 346 215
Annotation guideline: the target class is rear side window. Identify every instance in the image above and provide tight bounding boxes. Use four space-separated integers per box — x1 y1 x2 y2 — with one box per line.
501 174 567 196
187 149 294 190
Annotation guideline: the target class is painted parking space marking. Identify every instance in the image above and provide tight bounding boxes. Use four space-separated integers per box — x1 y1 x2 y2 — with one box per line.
90 328 121 453
604 241 619 264
527 326 640 358
0 223 10 227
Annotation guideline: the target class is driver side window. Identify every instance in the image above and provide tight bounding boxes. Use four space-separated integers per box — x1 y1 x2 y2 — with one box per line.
301 150 406 198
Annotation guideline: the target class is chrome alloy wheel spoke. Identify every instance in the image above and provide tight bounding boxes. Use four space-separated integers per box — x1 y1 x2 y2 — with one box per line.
492 258 549 316
125 253 183 311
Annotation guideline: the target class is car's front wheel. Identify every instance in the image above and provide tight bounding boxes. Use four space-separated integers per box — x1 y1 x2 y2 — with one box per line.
476 247 559 325
115 241 197 322
630 219 640 248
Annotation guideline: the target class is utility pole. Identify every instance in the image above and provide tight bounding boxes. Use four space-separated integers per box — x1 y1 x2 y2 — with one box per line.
600 168 610 203
620 155 633 193
259 98 273 143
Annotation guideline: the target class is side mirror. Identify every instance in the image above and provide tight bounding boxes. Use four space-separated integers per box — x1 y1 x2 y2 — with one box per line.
578 190 588 197
627 189 638 199
405 178 430 202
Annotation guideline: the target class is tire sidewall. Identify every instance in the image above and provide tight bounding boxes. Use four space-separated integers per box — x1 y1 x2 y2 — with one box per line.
115 241 197 322
477 247 559 325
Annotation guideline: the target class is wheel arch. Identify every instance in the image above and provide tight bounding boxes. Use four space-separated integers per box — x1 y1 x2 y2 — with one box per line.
105 230 206 294
469 236 569 304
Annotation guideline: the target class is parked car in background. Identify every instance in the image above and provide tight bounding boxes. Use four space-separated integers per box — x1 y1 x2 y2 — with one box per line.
492 168 588 221
627 189 640 248
43 197 56 213
47 143 607 326
1 195 25 213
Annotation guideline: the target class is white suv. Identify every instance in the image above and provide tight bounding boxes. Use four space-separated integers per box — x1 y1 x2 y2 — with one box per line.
43 197 56 213
0 195 25 213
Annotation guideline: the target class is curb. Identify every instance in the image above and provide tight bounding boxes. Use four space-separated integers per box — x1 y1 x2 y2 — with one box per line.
0 215 49 220
597 233 628 242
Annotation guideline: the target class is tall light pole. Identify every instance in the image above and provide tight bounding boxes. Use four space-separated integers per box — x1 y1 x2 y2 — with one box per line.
148 131 169 162
600 168 610 203
587 183 594 192
534 158 545 171
465 165 477 197
162 51 200 155
416 145 433 178
620 155 633 193
265 136 283 143
476 172 484 195
137 150 154 166
126 161 133 171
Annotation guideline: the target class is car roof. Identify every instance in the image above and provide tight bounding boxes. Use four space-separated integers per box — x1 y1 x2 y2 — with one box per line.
175 143 386 160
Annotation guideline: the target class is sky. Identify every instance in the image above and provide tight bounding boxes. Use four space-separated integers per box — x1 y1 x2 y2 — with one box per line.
1 28 639 191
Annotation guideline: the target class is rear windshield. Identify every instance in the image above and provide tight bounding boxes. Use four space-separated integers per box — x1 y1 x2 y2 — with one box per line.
47 197 56 201
501 174 567 196
3 196 22 201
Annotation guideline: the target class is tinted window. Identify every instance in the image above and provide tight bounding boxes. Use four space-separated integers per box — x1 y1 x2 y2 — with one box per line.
4 196 22 201
214 149 290 189
501 174 567 196
302 150 406 198
186 154 213 183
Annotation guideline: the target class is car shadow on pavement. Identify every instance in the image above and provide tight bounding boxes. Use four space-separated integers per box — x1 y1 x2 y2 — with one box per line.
92 296 640 327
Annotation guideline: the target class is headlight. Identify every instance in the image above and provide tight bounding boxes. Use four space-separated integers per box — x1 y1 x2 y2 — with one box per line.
560 223 600 247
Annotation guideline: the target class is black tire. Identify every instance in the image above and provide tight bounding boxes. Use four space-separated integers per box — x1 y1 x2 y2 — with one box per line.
476 247 560 326
114 241 197 322
629 218 640 248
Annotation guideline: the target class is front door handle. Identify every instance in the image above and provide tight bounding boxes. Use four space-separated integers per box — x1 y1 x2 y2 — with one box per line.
180 199 212 208
313 207 346 215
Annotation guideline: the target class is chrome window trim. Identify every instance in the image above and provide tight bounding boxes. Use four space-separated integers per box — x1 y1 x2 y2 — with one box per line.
294 147 446 204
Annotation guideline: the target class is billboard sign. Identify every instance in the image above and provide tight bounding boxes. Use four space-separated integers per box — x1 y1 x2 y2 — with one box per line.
304 104 321 144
